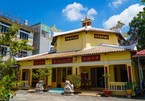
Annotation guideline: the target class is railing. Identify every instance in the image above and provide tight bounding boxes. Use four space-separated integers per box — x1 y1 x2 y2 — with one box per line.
109 82 126 91
0 10 32 26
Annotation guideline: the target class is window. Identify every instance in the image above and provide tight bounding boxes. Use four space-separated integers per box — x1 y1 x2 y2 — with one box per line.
67 67 72 75
0 46 7 56
20 31 29 40
114 65 128 82
62 68 66 82
20 51 27 57
62 67 72 82
41 30 49 38
52 68 56 82
22 69 28 80
0 25 8 33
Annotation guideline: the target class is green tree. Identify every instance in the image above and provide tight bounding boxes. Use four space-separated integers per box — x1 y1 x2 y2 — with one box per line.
142 0 145 3
0 24 33 57
32 67 51 80
127 8 145 50
0 24 33 100
110 20 125 30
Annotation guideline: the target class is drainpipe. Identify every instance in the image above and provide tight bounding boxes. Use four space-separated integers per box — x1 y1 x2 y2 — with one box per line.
137 57 142 89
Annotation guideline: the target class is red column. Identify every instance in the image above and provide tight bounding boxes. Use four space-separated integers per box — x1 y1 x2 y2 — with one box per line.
128 66 132 82
104 66 109 89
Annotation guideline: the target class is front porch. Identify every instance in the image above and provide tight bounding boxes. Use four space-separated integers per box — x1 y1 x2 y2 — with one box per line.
19 62 137 96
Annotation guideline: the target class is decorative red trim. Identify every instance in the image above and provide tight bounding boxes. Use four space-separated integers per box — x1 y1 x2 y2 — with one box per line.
33 59 45 65
94 34 109 40
128 66 132 82
82 55 100 62
52 57 73 64
65 35 79 41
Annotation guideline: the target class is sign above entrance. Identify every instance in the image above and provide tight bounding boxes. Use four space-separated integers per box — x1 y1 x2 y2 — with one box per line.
65 35 79 41
82 55 100 62
94 34 109 40
52 57 73 64
33 59 45 65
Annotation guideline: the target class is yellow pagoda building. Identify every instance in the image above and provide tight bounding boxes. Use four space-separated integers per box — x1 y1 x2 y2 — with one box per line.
17 17 138 96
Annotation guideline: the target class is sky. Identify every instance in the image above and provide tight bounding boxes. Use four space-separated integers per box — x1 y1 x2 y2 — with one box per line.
0 0 144 33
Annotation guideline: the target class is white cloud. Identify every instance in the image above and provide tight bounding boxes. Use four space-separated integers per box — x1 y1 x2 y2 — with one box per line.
109 0 126 8
62 2 97 21
87 8 97 20
103 4 145 29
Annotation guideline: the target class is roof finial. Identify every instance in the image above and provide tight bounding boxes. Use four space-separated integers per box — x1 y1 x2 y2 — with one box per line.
81 16 92 27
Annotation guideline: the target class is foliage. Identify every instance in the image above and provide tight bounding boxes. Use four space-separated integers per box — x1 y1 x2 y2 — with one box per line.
110 20 125 30
0 59 19 77
32 67 51 80
0 64 20 100
142 0 145 3
127 7 145 50
0 24 33 100
0 24 33 57
66 74 81 89
125 82 133 90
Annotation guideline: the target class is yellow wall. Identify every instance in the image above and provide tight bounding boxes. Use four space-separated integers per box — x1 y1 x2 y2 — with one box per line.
109 65 115 82
45 59 51 65
87 32 118 47
101 51 131 61
19 61 33 67
57 33 83 52
56 31 119 52
19 51 132 87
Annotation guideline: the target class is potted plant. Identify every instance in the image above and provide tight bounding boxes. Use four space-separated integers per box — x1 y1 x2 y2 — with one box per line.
103 74 112 97
66 74 81 93
32 67 51 88
125 82 133 98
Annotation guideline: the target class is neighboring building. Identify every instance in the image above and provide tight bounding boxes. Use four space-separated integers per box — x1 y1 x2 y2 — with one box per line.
18 17 138 96
133 49 145 91
0 10 33 57
31 23 52 55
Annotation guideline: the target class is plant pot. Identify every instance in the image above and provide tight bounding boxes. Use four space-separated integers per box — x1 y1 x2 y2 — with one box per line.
103 90 112 97
126 89 132 98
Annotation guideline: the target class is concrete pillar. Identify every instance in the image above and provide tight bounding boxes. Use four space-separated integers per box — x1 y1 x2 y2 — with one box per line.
19 69 22 81
29 69 32 86
72 66 80 75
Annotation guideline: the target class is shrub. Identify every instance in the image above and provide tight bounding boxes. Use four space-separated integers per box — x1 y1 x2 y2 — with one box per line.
66 74 81 89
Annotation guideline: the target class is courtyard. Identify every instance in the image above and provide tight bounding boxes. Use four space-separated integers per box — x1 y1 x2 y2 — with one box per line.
10 90 145 101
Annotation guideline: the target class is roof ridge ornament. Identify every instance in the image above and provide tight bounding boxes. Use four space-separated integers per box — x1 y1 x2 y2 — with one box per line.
81 16 92 27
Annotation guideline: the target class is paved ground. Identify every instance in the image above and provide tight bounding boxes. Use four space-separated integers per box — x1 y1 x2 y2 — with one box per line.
10 90 145 101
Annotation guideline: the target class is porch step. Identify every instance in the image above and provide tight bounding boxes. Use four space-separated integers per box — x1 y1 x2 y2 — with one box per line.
78 91 101 97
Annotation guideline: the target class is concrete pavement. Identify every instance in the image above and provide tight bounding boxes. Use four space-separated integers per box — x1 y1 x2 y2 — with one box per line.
10 90 144 101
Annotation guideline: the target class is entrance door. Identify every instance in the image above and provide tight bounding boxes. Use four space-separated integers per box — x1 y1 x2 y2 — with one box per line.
97 68 105 87
91 67 105 88
91 68 97 87
57 68 61 88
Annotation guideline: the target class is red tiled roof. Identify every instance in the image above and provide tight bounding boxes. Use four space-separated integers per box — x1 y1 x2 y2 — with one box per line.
133 49 145 57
